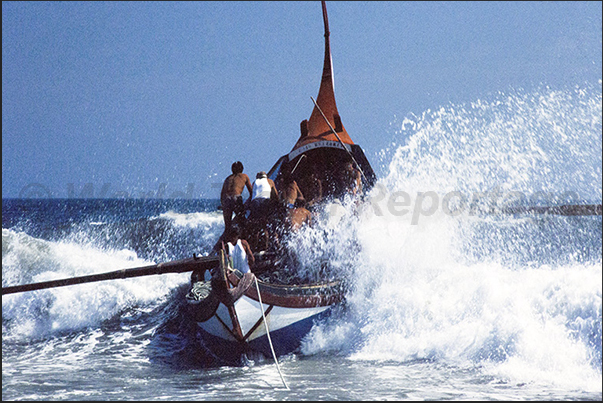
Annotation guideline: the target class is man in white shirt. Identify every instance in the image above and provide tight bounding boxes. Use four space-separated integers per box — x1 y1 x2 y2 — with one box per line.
249 171 278 219
248 171 279 250
224 225 255 273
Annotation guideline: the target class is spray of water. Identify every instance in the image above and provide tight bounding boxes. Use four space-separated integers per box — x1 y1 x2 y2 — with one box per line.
299 84 602 391
2 83 601 389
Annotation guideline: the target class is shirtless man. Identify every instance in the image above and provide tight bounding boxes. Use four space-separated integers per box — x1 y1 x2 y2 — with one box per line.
220 161 252 232
343 161 362 196
287 199 313 231
279 171 304 209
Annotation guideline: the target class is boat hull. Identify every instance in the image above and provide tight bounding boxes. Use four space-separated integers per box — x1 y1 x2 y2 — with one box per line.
187 265 344 363
185 0 369 365
195 294 334 361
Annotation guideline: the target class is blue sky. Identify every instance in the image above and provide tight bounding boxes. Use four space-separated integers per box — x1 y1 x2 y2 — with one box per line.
2 1 601 198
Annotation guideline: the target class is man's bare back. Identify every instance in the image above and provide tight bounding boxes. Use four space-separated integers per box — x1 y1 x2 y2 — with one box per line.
220 162 253 232
281 180 304 206
221 173 252 201
287 206 312 230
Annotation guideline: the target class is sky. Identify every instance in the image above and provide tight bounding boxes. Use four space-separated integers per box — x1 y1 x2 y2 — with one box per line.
2 1 602 199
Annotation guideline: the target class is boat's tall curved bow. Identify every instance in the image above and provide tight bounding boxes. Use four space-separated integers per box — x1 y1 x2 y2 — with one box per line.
269 1 376 195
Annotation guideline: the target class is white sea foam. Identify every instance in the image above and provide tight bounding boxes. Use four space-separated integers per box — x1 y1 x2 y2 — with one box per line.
2 228 189 339
155 210 225 255
301 85 602 392
2 84 600 394
1 209 223 340
156 210 223 229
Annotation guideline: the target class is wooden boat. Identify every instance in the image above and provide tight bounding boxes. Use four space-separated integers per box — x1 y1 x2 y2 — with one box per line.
0 0 376 367
185 1 376 363
3 0 601 371
185 249 346 362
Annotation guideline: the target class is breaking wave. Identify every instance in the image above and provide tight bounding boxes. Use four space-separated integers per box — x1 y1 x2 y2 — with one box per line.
1 228 191 340
2 83 601 392
299 84 602 392
1 208 226 341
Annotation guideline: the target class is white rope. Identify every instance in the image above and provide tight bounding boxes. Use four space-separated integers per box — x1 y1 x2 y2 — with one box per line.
254 276 290 390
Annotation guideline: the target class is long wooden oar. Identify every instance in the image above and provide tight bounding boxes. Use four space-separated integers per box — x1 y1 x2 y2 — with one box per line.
2 251 278 295
2 255 219 295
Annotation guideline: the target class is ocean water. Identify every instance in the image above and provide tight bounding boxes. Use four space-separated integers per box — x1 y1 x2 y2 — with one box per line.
3 85 602 400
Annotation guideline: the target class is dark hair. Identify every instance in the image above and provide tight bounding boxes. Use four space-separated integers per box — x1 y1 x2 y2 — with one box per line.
232 161 244 174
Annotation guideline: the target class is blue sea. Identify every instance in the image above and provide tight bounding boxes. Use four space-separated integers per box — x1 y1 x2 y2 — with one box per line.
3 86 602 400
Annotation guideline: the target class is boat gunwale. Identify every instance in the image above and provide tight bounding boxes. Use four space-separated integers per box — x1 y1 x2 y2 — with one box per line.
227 269 345 308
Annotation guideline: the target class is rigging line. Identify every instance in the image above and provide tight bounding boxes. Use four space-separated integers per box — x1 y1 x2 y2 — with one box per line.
310 96 368 183
290 154 306 175
254 276 290 390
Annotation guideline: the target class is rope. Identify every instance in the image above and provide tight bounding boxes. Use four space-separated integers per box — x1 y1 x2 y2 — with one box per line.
254 276 290 390
310 96 368 183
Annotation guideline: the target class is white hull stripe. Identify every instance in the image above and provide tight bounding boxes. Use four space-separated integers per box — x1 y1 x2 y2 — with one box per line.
288 140 351 160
